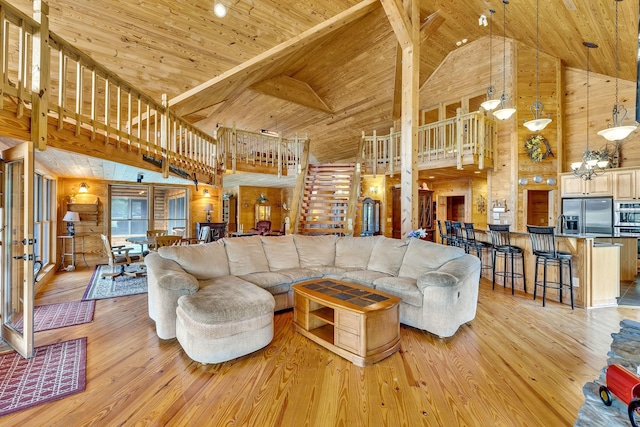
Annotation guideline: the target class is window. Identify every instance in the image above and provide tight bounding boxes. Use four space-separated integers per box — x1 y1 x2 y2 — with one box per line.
34 174 54 267
110 186 149 238
110 185 188 243
154 187 187 235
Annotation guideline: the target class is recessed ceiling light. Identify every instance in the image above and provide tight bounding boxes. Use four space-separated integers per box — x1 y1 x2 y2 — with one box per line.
474 171 481 174
214 2 226 18
428 176 435 179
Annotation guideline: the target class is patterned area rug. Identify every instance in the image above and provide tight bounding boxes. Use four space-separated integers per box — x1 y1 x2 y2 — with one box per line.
0 338 87 417
13 301 95 333
82 264 148 301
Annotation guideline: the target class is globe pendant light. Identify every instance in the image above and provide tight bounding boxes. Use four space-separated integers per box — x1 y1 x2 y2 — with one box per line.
523 0 552 132
493 0 516 121
480 9 501 111
597 0 637 141
571 42 609 180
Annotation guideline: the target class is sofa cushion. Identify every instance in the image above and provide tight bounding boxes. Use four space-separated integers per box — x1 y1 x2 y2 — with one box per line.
367 236 409 276
260 235 300 271
237 272 292 295
398 239 465 279
341 269 391 287
224 236 270 276
276 268 323 284
293 234 338 267
374 276 422 307
335 236 378 269
158 240 229 280
309 265 355 277
178 279 274 325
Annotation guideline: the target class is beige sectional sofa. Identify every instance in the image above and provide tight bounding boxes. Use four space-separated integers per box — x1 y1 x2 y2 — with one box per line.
146 234 481 360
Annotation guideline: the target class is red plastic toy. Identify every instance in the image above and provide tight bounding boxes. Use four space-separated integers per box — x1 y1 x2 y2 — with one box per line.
599 364 640 426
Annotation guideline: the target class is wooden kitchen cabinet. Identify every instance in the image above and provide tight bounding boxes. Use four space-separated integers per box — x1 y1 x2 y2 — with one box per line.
612 169 640 200
560 173 612 197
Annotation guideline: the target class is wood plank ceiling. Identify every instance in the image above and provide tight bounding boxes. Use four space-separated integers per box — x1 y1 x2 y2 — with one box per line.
10 0 640 184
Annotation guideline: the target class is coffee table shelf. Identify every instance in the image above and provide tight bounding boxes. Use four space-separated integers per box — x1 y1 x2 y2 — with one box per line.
310 306 334 324
293 279 401 367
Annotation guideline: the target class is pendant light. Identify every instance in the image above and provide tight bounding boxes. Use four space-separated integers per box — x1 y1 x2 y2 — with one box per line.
523 0 552 131
480 9 501 111
493 0 516 121
571 42 609 180
597 0 637 141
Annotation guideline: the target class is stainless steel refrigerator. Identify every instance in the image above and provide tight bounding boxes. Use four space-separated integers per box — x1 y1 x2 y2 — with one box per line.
561 197 613 235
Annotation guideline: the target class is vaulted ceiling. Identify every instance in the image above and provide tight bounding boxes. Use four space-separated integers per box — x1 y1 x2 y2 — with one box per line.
10 0 640 184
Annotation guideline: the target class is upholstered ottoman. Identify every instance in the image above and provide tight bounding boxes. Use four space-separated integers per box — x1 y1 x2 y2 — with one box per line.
175 278 275 364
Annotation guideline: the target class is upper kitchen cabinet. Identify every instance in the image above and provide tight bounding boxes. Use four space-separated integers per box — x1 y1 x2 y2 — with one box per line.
560 173 613 197
612 168 640 200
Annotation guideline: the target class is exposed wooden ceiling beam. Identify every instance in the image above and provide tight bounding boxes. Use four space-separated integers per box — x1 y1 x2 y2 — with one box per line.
420 10 445 40
379 0 412 49
168 0 379 117
249 75 333 114
392 10 443 119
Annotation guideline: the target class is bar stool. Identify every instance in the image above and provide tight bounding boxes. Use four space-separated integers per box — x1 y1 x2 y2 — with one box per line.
527 225 574 309
452 222 467 252
444 221 457 247
488 224 526 294
437 220 449 245
464 223 492 274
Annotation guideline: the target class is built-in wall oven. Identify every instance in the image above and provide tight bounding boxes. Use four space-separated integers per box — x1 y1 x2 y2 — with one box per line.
613 201 640 258
614 201 640 227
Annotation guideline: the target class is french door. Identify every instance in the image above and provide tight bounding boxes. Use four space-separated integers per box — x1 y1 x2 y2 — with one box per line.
0 141 35 358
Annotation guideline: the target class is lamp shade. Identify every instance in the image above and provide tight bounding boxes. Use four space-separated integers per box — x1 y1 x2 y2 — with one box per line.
203 203 214 212
523 118 552 132
62 211 80 222
597 125 637 142
493 107 516 120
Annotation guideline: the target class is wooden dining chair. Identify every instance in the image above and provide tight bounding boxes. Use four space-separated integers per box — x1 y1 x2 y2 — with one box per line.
153 235 182 249
146 229 167 251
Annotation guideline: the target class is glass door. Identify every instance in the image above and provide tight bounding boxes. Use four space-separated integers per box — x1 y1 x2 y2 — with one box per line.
1 142 35 358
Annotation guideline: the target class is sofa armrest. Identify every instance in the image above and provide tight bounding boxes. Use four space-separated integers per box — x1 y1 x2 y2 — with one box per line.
145 252 199 292
145 252 199 339
417 255 480 291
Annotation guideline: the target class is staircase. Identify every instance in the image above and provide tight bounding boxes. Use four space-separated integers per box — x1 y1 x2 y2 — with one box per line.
297 164 358 235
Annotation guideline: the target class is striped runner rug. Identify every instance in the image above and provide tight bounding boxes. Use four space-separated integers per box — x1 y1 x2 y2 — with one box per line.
13 300 95 333
0 338 87 417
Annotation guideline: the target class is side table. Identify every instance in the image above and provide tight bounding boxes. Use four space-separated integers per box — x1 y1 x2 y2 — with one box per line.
58 235 89 271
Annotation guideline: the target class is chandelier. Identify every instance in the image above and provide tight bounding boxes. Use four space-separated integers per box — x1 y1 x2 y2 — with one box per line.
571 42 609 180
480 9 500 111
493 0 516 120
523 0 552 131
597 0 637 141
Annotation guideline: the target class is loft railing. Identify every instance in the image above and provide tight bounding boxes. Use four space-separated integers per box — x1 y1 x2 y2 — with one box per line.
0 1 220 181
362 109 496 176
216 126 307 177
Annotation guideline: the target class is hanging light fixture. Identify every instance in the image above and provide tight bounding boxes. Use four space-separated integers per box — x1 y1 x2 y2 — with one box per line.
597 0 637 141
493 0 516 121
480 9 501 111
523 0 552 131
571 42 610 180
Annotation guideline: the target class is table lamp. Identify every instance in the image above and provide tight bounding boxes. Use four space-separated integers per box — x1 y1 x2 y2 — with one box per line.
204 203 213 222
62 211 80 236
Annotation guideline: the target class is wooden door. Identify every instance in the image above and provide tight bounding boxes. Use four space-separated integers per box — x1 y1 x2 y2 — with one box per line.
391 187 401 239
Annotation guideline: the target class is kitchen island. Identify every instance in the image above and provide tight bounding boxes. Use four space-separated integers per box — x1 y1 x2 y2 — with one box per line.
476 230 635 308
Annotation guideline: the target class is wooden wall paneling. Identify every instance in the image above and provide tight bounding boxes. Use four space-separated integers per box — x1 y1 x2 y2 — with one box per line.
59 178 109 266
516 46 561 230
563 67 640 171
237 186 283 232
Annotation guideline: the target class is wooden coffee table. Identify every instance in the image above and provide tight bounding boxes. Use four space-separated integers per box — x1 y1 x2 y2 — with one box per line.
292 278 401 367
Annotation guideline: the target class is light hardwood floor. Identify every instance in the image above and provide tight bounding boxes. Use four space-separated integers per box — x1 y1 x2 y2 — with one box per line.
4 263 637 426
